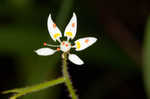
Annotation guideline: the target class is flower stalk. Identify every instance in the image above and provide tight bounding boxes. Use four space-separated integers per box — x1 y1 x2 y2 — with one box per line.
2 77 65 99
62 52 78 99
3 53 78 99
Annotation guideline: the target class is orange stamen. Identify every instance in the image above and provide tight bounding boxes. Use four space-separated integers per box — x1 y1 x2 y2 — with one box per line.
57 48 60 51
65 44 68 47
43 42 47 46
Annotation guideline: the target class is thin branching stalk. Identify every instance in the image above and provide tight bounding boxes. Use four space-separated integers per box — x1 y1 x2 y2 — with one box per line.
62 52 78 99
3 77 65 99
3 53 79 99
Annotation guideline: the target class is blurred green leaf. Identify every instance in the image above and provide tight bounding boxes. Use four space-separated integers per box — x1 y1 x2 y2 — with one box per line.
143 16 150 99
0 0 74 99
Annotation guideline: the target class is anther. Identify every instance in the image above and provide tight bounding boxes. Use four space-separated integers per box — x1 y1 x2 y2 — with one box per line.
43 42 47 46
57 48 60 51
65 44 68 47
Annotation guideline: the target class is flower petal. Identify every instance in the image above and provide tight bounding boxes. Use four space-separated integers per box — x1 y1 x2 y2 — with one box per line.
64 13 77 40
35 48 56 56
68 54 84 65
47 14 62 42
74 37 97 51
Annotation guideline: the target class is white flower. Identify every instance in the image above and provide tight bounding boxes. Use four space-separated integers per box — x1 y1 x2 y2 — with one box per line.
35 13 97 65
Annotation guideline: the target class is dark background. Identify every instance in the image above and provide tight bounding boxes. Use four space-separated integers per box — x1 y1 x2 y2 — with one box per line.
0 0 149 99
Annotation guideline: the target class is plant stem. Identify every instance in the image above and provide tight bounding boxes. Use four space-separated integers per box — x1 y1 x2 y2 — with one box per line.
3 77 65 99
62 52 78 99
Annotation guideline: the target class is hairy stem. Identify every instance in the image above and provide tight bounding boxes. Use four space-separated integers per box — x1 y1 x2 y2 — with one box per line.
3 77 65 99
62 52 78 99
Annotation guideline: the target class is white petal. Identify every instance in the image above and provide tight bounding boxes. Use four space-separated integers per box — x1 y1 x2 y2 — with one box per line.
74 37 97 51
68 54 84 65
64 13 77 40
35 48 56 56
47 14 62 42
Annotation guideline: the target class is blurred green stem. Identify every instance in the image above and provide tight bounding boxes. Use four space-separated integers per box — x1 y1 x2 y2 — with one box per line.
3 53 79 99
143 16 150 99
3 77 65 99
62 52 78 99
